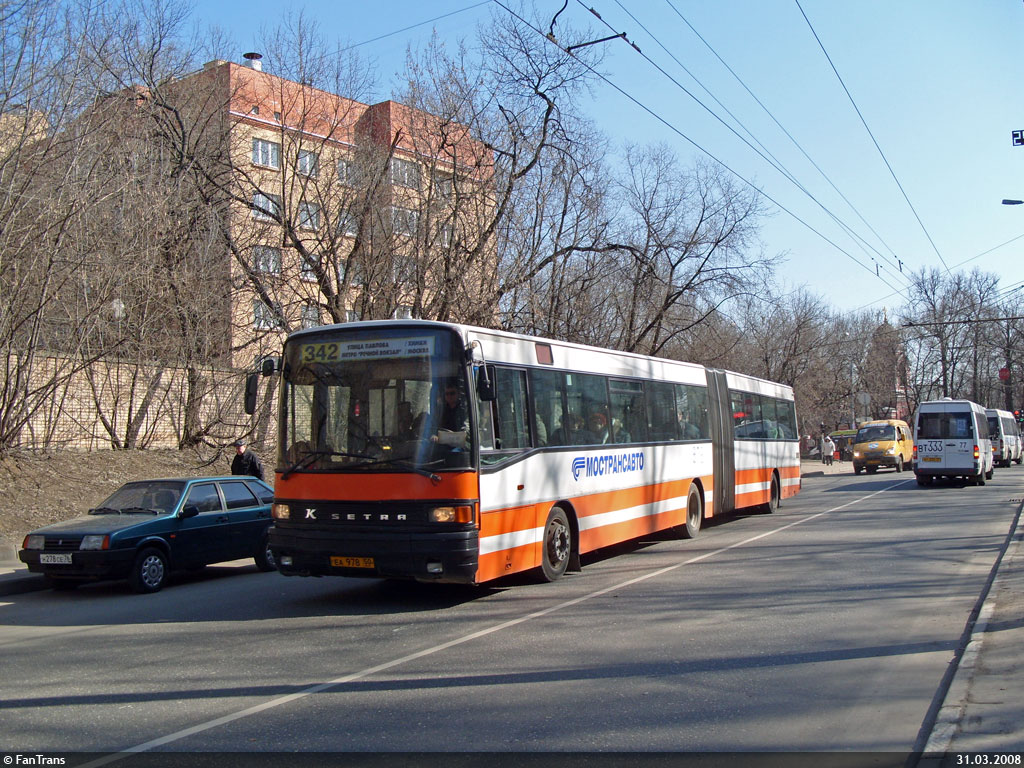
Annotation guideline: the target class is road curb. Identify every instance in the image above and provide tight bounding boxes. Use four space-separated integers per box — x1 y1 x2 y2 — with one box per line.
919 504 1024 759
0 569 48 597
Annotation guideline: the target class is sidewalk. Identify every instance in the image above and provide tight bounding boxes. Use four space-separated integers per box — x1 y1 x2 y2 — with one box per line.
1 466 1021 756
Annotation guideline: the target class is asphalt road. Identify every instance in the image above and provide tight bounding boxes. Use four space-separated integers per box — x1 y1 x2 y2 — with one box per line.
2 467 1022 761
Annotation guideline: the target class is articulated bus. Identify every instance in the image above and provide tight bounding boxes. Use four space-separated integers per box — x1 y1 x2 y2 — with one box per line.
246 320 801 585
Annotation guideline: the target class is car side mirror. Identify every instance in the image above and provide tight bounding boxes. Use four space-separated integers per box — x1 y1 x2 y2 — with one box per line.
179 505 200 519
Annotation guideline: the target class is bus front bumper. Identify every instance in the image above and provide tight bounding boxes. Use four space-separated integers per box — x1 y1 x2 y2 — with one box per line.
268 526 479 584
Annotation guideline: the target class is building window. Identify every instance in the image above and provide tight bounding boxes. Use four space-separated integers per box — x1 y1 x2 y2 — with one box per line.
391 206 418 237
440 223 453 248
252 245 281 274
299 201 321 230
252 138 280 169
346 309 360 323
253 299 283 330
390 157 421 189
337 157 353 186
301 303 320 329
297 149 319 177
395 305 413 320
252 191 281 221
338 212 358 238
336 259 347 284
433 173 453 202
300 252 319 282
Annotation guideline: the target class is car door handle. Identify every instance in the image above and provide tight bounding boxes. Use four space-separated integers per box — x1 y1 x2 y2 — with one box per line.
216 515 230 523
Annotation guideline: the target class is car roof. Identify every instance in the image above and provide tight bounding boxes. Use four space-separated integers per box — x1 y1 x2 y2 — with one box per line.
122 476 270 485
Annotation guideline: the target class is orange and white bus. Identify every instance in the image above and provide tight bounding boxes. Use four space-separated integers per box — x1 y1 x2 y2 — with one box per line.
248 320 801 584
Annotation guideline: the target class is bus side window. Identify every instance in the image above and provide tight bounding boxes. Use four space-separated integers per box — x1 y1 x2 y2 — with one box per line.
494 367 529 451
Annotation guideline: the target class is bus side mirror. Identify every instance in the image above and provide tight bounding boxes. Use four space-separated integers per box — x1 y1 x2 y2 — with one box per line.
477 365 497 402
244 373 259 415
261 356 281 376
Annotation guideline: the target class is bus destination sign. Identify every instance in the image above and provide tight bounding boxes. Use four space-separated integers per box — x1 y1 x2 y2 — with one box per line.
300 336 435 363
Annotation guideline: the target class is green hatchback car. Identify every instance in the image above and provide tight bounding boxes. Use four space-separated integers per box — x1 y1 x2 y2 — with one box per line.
19 476 276 593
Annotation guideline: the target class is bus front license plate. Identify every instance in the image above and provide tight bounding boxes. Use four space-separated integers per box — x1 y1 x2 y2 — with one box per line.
331 556 375 569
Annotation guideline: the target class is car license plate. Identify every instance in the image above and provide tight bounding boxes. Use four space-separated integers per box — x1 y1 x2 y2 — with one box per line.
921 456 941 462
40 553 72 564
331 556 374 569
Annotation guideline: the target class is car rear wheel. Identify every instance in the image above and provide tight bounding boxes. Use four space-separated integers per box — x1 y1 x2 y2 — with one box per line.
129 547 168 594
895 457 904 473
254 534 276 572
986 464 994 480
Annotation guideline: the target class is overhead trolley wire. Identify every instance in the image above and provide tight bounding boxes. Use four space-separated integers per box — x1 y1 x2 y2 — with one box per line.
660 0 906 274
565 0 912 295
794 0 952 275
601 0 912 288
492 0 913 301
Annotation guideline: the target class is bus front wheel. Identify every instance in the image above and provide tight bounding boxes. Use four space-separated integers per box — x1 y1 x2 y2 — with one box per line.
541 507 571 582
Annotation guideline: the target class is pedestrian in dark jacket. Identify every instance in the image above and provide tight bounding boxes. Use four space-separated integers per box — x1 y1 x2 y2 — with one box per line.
231 439 264 480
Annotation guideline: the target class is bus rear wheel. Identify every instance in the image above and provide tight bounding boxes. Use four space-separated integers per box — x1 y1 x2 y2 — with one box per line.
540 507 571 582
762 473 780 514
681 482 702 539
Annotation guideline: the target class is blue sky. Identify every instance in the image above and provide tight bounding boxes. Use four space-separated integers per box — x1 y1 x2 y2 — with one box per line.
191 0 1024 314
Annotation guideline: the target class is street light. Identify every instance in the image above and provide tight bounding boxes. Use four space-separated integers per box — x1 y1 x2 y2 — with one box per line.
1002 199 1024 205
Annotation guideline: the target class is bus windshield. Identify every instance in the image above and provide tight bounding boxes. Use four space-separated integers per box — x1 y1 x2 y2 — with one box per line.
278 326 474 473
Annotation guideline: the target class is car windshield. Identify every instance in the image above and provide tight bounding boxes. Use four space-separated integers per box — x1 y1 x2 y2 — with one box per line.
98 481 185 514
857 425 896 442
279 326 474 473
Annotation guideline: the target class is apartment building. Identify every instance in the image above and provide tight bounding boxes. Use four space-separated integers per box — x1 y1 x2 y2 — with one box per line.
171 54 495 369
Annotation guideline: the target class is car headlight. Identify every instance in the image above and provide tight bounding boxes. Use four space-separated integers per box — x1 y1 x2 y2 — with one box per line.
852 451 861 459
272 503 290 520
80 535 109 550
23 534 45 550
885 447 896 455
429 505 474 523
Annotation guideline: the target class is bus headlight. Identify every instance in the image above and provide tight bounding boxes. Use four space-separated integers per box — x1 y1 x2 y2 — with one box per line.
429 505 474 523
272 503 291 520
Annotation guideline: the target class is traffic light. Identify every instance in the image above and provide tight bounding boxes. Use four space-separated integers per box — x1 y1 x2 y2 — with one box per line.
1015 409 1024 425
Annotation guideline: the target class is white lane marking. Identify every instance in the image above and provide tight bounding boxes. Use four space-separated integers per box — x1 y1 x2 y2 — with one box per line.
80 482 903 765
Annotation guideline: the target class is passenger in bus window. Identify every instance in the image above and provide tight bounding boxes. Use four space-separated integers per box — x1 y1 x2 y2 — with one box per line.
553 412 593 445
679 412 701 439
588 412 610 444
610 417 631 444
396 401 417 440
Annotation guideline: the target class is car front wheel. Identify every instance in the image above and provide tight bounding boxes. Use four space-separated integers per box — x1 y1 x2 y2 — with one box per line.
129 547 168 594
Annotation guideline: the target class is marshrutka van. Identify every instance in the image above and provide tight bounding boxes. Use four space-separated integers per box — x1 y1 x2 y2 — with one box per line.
914 399 994 486
985 408 1023 468
851 419 914 475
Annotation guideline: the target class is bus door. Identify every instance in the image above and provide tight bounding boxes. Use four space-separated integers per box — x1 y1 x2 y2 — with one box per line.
705 370 734 514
